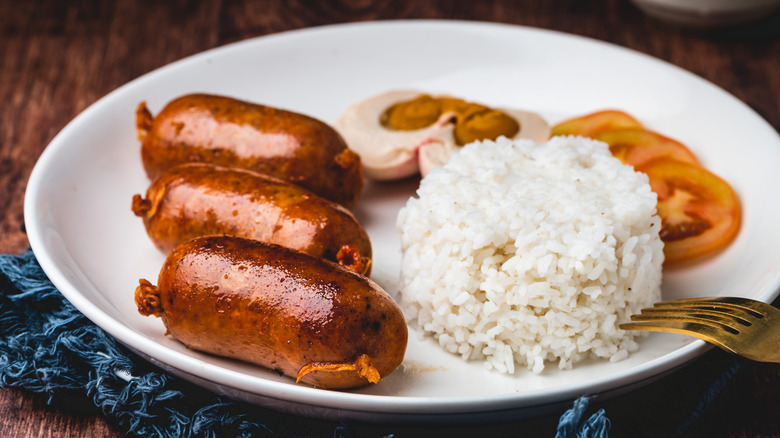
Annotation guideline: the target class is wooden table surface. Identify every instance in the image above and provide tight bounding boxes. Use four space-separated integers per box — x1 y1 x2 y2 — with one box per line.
2 0 780 436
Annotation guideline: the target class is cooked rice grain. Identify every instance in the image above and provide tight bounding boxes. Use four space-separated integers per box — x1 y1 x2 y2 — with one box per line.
397 136 663 373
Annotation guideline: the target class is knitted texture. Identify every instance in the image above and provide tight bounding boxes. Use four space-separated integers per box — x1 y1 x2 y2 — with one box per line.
555 397 610 438
0 249 612 437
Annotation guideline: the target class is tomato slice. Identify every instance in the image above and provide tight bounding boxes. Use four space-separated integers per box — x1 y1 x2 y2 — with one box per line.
593 128 700 168
551 110 643 137
638 159 740 265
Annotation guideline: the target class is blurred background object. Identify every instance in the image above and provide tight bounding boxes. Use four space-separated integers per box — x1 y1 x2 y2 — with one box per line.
631 0 780 27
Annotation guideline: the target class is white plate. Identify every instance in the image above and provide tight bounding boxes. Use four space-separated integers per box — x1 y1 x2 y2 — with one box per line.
24 20 780 423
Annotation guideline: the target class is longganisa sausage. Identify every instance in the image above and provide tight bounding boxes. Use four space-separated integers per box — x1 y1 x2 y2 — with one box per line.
135 235 408 389
131 163 371 275
136 93 364 208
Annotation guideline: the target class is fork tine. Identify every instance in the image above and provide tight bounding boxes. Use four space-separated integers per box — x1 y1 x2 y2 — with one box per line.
634 307 752 330
654 296 765 318
619 320 740 354
622 297 780 363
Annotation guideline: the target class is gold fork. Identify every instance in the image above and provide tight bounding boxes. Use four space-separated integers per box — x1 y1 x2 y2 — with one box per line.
620 296 780 363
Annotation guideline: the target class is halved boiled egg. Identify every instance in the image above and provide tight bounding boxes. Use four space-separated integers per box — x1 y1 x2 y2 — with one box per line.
334 90 550 180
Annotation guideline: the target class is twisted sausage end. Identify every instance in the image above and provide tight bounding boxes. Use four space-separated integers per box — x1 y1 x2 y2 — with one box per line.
136 102 153 142
336 244 372 276
131 194 151 217
135 278 163 317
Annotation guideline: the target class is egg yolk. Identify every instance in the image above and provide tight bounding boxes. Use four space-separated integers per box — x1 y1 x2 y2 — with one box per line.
380 94 519 145
380 95 442 130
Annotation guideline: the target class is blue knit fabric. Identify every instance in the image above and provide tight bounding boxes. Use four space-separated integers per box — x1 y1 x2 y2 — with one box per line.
555 397 610 438
0 249 616 437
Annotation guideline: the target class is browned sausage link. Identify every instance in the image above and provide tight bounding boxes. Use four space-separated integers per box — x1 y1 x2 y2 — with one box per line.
131 163 372 274
138 94 364 208
134 235 408 389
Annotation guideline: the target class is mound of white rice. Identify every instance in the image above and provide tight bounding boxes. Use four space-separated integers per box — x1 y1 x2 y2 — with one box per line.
396 136 663 374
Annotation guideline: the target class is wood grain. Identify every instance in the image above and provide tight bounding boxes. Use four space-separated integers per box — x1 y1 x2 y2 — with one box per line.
1 0 779 436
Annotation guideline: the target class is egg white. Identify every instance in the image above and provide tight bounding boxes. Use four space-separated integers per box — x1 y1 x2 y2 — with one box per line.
335 90 551 181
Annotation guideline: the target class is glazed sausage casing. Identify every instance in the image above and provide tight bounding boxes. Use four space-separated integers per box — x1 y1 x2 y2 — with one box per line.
137 93 364 208
135 235 408 389
131 163 371 274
